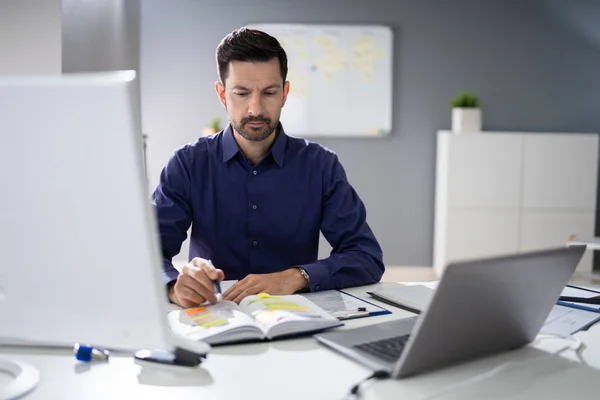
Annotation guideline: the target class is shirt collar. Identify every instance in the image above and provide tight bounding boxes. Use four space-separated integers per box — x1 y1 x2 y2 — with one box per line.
222 124 239 163
269 123 287 167
221 123 287 167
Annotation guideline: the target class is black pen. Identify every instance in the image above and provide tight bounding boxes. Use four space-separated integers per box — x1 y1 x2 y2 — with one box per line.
558 296 600 305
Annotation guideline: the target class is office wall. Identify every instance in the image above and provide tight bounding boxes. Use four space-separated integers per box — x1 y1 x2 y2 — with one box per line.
0 0 62 74
61 0 140 73
141 0 600 266
544 0 600 272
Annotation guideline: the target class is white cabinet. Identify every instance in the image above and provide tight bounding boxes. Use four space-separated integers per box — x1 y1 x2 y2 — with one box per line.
522 135 598 209
446 134 522 208
446 209 520 262
434 131 598 276
520 209 595 272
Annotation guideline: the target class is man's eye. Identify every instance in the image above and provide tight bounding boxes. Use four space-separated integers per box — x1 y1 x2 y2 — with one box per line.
264 92 276 96
235 92 248 97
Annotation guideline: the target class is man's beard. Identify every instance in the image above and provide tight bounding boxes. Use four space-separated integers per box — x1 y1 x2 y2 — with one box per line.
232 115 277 142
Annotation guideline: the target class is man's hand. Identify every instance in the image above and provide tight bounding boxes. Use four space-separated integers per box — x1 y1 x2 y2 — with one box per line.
168 257 225 308
223 268 308 303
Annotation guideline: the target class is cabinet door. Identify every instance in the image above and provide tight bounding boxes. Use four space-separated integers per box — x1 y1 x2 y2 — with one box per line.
522 134 598 209
520 209 595 271
444 208 520 266
447 134 522 208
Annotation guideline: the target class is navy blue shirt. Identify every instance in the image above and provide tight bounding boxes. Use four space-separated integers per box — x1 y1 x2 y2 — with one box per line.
152 124 384 292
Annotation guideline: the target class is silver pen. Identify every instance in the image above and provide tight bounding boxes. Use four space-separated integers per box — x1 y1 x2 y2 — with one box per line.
206 259 222 302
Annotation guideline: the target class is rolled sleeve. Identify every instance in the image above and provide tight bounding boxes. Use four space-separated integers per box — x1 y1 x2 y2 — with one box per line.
299 154 384 291
299 261 330 292
162 258 180 285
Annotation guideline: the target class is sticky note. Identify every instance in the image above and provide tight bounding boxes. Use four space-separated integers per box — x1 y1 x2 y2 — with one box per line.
185 307 229 329
261 301 308 311
257 293 283 299
200 319 229 329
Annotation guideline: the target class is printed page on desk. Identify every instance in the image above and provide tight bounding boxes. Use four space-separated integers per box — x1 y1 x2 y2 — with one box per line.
167 294 341 345
541 304 600 337
301 290 389 318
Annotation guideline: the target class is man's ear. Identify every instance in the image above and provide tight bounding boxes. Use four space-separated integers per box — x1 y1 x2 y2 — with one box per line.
215 81 226 108
282 81 290 107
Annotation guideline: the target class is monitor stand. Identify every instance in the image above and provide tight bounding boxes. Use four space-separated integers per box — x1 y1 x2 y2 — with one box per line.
0 359 40 400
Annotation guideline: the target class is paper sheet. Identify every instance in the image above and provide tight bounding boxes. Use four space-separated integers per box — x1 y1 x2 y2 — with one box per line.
541 304 600 337
300 290 386 315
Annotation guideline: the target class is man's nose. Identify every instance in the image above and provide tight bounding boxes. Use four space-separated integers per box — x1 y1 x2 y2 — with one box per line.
247 93 265 116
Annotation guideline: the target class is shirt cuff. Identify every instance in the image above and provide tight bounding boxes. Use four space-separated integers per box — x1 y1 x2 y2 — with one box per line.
162 258 180 286
298 262 330 292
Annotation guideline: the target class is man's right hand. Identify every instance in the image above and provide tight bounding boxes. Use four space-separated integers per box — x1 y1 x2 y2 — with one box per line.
168 257 225 308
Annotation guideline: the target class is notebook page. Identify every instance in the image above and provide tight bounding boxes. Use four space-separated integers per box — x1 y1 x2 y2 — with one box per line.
167 301 263 344
239 294 340 338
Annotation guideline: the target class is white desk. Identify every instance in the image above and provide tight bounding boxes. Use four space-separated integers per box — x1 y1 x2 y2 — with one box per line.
2 282 600 399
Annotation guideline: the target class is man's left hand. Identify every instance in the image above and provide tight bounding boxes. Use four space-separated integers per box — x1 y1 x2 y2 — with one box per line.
223 268 308 303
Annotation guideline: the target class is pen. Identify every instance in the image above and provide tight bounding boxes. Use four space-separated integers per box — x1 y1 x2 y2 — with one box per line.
558 296 600 305
73 343 110 362
207 259 222 302
332 310 370 320
331 308 370 320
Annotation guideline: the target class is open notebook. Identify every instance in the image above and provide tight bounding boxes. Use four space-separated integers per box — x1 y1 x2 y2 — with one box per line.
167 293 342 345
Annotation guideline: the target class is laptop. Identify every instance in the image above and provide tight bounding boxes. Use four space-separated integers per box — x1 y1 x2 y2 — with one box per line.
315 246 586 378
0 71 208 364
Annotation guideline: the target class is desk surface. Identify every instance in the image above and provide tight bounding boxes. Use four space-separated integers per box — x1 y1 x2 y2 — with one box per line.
2 282 600 400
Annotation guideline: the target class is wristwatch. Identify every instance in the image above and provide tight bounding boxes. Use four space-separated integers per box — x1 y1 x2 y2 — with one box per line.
296 267 310 290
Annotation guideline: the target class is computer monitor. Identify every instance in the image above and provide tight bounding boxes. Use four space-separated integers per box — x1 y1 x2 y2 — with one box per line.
0 71 207 361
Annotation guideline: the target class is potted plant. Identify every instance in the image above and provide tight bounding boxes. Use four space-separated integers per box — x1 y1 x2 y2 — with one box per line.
203 117 222 136
450 92 481 133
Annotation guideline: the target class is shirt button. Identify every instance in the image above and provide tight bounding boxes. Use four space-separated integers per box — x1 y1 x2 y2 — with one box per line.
253 170 257 175
252 204 257 210
315 285 321 291
252 240 258 246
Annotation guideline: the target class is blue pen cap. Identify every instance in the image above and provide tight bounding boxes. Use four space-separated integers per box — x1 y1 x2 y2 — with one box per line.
74 344 93 362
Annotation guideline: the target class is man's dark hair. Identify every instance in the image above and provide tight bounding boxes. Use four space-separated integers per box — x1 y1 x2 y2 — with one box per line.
216 27 288 86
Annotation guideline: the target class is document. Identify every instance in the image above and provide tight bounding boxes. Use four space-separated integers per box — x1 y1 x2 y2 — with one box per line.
541 304 600 337
300 290 390 319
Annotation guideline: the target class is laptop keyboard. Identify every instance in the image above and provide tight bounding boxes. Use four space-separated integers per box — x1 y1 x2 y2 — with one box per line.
353 334 410 362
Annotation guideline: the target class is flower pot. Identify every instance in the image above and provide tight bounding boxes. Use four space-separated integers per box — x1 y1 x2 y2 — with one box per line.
452 108 481 133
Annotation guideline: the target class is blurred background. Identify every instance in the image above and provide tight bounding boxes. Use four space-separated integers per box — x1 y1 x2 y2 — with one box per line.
2 0 599 280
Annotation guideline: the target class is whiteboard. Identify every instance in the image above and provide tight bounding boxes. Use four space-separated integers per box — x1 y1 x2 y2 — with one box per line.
247 24 393 138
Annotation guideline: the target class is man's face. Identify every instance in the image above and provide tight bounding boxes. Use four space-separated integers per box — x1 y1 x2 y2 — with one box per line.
216 58 289 142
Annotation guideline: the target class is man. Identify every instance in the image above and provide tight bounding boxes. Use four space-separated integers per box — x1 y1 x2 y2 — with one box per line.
153 27 384 308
